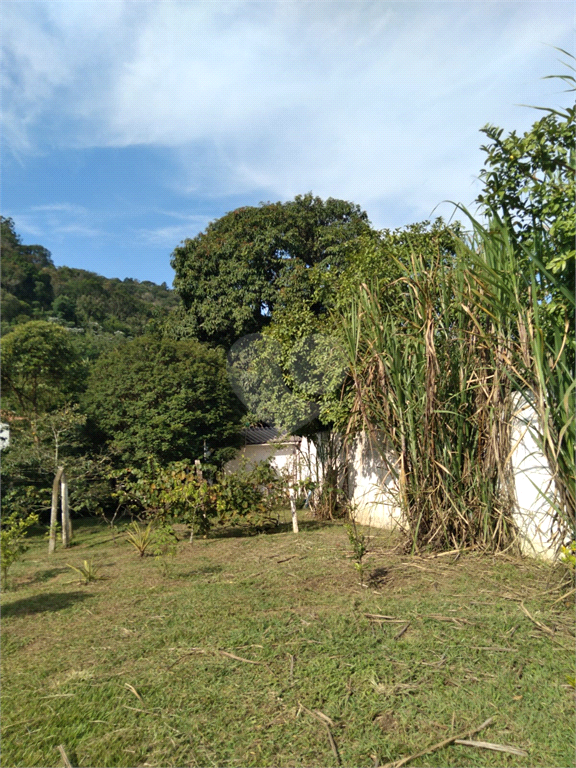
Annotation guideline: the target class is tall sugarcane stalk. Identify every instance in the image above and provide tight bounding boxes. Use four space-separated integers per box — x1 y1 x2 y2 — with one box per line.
342 242 517 552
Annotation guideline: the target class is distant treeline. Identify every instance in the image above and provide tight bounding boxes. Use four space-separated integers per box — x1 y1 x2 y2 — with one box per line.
1 216 180 338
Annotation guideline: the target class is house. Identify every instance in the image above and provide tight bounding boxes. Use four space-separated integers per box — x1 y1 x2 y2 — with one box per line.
226 412 564 561
224 426 301 477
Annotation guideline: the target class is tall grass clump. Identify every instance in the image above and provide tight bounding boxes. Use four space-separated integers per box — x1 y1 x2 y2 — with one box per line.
456 214 575 548
341 213 574 554
341 240 518 553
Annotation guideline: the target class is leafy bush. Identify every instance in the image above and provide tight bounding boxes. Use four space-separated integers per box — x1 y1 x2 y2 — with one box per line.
125 520 156 557
215 461 287 529
111 458 287 539
1 512 39 586
110 459 218 538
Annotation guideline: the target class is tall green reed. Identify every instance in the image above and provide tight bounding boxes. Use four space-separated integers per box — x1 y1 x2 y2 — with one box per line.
454 212 575 547
341 215 574 554
341 241 517 552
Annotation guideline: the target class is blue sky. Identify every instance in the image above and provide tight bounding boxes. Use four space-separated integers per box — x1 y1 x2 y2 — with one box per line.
1 0 573 287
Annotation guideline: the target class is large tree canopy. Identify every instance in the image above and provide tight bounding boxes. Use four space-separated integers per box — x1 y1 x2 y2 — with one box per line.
83 336 243 466
476 107 575 291
1 321 85 418
170 193 373 347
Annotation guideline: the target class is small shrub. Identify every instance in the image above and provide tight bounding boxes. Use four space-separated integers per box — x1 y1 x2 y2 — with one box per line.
150 524 178 576
66 559 101 584
345 517 369 584
1 512 39 587
126 521 155 557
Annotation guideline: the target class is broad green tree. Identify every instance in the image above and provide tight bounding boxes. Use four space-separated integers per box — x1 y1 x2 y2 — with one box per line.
83 336 243 466
476 107 575 292
1 320 85 418
170 193 373 347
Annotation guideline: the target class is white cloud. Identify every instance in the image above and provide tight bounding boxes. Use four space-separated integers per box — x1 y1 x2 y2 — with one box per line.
10 203 103 242
138 219 212 247
2 1 573 226
31 203 88 215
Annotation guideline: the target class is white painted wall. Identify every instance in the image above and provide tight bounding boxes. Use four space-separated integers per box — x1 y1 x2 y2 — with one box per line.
346 418 562 561
347 433 403 530
224 442 298 475
510 400 562 560
225 415 563 560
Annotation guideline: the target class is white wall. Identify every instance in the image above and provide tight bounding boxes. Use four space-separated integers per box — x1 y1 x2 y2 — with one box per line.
510 400 562 559
347 422 562 561
225 418 563 560
347 433 403 530
224 443 298 476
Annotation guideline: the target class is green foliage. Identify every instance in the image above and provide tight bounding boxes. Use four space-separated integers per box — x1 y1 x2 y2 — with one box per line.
228 332 347 436
560 542 575 571
0 512 39 586
345 518 368 584
112 457 286 538
125 521 155 557
1 321 85 417
342 241 518 552
455 214 575 544
170 193 373 347
66 559 101 584
0 405 111 524
1 217 179 337
214 461 286 529
150 524 178 576
83 335 242 466
476 60 575 302
0 217 54 324
111 458 218 537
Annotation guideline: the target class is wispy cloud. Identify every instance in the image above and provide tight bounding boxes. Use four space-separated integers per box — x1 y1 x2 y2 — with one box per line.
2 1 573 228
30 203 88 215
138 221 211 247
10 204 103 243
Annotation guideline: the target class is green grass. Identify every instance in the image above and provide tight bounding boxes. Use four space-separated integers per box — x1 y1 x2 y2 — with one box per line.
1 516 574 768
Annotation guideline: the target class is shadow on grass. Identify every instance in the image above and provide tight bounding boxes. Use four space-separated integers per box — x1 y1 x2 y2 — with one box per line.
27 567 70 584
208 519 335 540
177 564 224 578
2 591 92 618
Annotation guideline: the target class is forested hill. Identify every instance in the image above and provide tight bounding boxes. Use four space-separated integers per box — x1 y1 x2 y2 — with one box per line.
1 217 180 337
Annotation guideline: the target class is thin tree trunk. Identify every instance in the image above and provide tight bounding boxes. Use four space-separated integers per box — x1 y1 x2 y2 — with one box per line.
48 466 64 554
61 470 71 548
289 486 299 533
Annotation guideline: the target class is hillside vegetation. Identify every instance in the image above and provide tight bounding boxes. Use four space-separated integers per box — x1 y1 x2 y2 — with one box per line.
1 217 180 338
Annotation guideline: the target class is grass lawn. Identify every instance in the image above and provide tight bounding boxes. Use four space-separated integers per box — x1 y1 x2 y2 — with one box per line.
1 514 574 768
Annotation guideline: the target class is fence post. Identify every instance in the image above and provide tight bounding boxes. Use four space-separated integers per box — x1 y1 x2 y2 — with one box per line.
61 470 71 548
48 466 64 554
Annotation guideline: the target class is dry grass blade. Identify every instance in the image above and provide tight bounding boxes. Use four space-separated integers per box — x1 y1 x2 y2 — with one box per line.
365 613 407 623
57 745 73 768
551 587 576 605
454 738 528 756
427 614 473 625
394 622 411 640
298 702 341 766
519 601 555 637
382 716 495 768
313 709 335 727
124 683 144 702
218 650 264 665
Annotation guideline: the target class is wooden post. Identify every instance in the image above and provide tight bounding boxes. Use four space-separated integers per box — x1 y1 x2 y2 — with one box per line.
289 486 299 533
48 466 64 554
61 470 71 548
